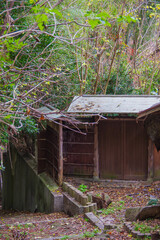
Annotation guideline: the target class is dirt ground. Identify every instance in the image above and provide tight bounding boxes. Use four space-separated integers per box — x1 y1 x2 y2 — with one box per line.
0 179 160 239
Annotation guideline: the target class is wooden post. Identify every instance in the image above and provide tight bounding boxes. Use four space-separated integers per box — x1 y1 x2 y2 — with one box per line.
148 138 154 180
58 121 63 186
94 123 99 179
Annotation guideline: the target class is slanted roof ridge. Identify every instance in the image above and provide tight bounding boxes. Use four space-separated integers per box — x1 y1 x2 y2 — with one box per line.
68 95 160 114
77 94 160 98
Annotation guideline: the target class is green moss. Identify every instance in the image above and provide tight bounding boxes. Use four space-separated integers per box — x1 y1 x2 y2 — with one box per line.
154 169 160 179
39 172 59 192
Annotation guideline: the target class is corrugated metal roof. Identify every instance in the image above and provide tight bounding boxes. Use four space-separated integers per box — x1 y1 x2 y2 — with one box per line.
37 106 62 120
138 103 160 118
68 95 160 114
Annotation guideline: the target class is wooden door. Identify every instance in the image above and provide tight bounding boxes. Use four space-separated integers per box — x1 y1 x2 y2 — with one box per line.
124 120 148 180
99 120 124 179
98 120 148 180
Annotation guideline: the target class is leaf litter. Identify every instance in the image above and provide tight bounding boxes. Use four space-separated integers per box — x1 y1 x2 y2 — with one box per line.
0 179 159 239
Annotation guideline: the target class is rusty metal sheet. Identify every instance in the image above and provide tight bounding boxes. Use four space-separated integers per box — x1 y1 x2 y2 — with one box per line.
68 95 160 114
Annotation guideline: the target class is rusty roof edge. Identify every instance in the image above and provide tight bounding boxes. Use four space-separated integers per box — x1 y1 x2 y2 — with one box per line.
137 103 160 119
78 94 160 98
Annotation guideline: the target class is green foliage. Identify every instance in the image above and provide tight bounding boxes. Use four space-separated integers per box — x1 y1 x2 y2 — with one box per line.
17 117 39 136
147 198 159 206
101 60 134 95
126 195 133 200
117 15 137 23
82 231 95 238
0 0 160 145
78 184 88 193
61 235 70 240
133 222 160 234
96 193 101 197
100 201 125 215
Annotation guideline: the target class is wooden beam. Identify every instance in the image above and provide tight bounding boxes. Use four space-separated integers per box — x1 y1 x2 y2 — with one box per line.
58 121 63 186
93 123 99 179
148 138 154 180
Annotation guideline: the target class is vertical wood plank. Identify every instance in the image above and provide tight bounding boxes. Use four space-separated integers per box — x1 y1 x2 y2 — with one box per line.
148 138 154 180
58 121 63 186
94 123 99 179
37 130 47 174
122 120 125 179
35 139 38 163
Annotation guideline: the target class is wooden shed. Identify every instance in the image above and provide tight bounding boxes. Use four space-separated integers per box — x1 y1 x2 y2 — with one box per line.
138 102 160 179
37 95 160 185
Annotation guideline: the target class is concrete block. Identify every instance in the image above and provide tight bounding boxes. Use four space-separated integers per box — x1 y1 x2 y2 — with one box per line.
63 192 84 216
125 207 141 221
93 203 97 211
68 185 73 196
74 192 80 202
89 203 97 212
87 193 92 202
132 230 140 238
144 233 151 238
124 222 131 230
85 212 104 230
137 232 146 238
137 205 160 220
83 205 89 213
104 223 117 230
62 182 69 192
52 193 63 212
80 195 88 206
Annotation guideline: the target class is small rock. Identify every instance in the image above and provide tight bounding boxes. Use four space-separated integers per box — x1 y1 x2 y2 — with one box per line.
84 212 104 230
144 233 151 237
137 232 145 238
103 193 112 203
132 230 139 238
137 205 160 220
104 223 116 230
97 210 103 213
125 207 141 221
92 193 111 209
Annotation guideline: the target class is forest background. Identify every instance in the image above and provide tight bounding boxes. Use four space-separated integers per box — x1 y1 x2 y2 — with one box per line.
0 0 160 146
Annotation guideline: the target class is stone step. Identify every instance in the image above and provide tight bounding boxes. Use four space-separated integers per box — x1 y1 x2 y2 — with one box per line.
84 212 104 230
63 192 97 216
62 182 91 206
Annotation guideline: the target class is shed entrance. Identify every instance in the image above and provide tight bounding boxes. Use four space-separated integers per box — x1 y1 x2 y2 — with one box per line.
98 119 148 180
63 127 94 177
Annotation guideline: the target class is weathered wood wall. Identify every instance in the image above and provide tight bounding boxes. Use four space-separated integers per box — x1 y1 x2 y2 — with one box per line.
63 127 94 177
153 144 160 179
148 140 160 180
38 125 59 181
37 130 47 173
37 118 160 181
98 119 148 180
